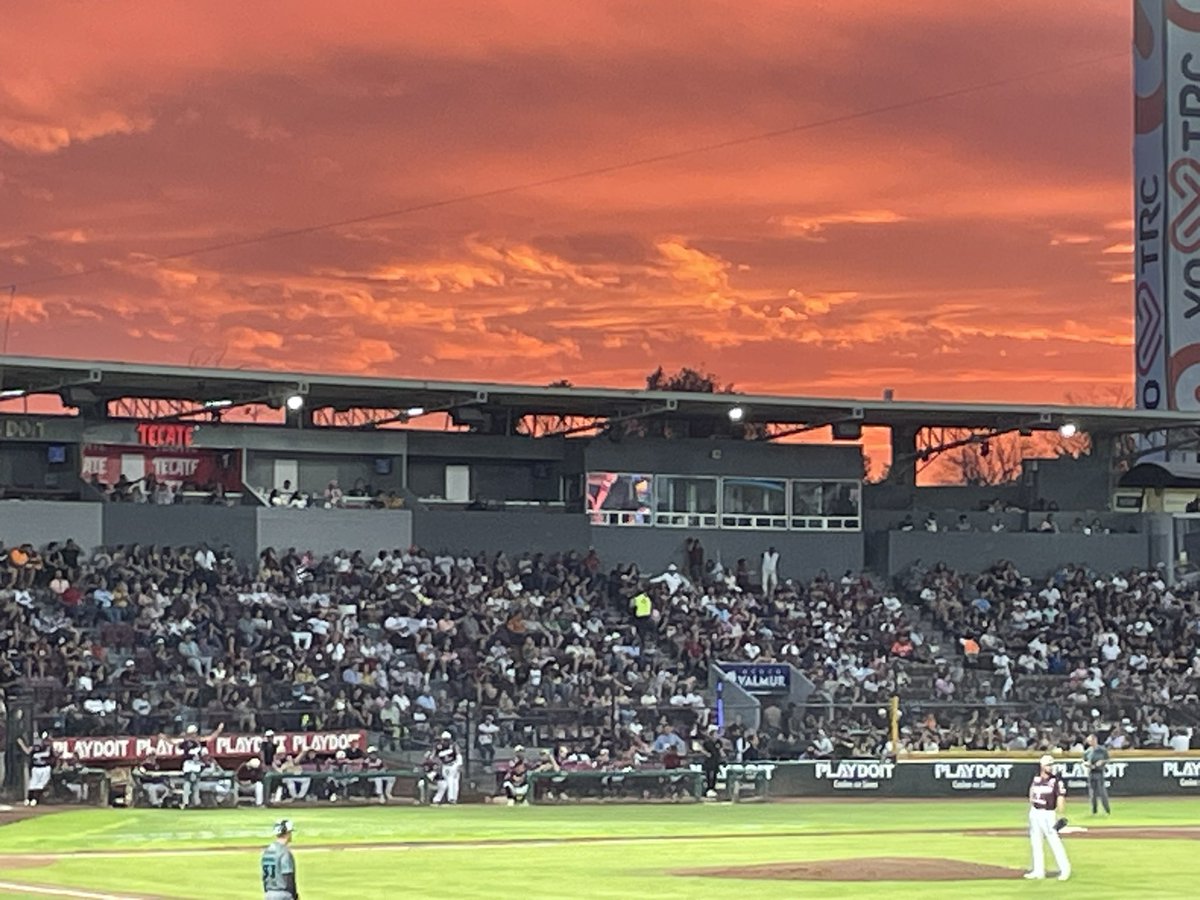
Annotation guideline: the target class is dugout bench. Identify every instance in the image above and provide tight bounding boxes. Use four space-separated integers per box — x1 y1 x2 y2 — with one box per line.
527 768 705 803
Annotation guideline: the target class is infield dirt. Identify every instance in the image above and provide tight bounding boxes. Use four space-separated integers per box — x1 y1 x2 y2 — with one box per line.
677 857 1027 881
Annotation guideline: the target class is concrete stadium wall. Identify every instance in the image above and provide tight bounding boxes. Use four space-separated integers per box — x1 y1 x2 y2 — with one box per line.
256 508 412 556
411 509 589 555
585 438 861 479
102 504 259 560
410 509 862 579
0 500 103 550
884 531 1152 577
590 528 863 581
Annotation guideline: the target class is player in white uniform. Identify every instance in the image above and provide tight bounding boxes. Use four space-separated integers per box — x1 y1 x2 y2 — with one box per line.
16 732 54 806
1025 754 1071 881
432 731 463 805
170 722 224 809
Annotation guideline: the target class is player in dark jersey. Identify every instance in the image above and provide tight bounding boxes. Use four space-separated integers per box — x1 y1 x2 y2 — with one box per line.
133 753 170 807
1025 754 1071 881
503 746 530 805
362 746 393 804
16 732 55 806
432 731 462 804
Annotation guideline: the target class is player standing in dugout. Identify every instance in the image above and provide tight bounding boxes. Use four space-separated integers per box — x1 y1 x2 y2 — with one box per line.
1025 754 1071 881
16 732 54 807
261 819 299 900
1083 733 1112 815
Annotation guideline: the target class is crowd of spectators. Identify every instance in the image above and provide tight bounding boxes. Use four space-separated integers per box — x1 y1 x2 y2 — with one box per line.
904 560 1200 752
3 536 1196 769
87 473 236 506
1 537 929 765
264 478 406 511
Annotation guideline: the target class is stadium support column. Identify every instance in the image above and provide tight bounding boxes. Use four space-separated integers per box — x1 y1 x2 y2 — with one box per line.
888 425 919 491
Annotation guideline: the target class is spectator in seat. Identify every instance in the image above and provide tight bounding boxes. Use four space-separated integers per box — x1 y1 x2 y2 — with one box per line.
1036 513 1059 533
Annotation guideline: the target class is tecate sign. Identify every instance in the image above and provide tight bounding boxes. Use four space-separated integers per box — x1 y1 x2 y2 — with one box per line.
933 762 1015 791
814 760 895 790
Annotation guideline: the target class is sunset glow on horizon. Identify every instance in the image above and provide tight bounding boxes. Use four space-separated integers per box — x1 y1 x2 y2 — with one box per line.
0 1 1139 407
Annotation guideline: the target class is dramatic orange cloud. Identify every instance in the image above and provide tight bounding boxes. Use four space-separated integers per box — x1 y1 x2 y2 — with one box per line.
0 0 1138 402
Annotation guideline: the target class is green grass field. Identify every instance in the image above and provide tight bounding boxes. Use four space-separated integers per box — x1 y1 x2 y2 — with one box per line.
0 798 1196 899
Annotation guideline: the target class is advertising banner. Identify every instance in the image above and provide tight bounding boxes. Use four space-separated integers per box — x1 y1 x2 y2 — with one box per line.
718 663 791 693
51 730 367 765
1136 1 1169 437
81 443 241 492
1162 0 1200 409
766 757 1200 798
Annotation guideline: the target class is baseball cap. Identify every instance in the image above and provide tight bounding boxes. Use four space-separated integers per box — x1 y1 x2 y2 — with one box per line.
440 730 452 740
1039 754 1055 767
274 819 294 836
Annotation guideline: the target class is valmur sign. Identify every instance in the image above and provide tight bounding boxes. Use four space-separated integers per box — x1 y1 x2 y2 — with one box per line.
51 731 367 764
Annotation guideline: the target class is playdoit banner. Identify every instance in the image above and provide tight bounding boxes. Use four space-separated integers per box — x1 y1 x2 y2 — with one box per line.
51 730 367 764
767 758 1200 797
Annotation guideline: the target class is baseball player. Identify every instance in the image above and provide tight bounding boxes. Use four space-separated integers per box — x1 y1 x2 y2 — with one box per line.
133 753 170 808
363 746 394 804
16 732 55 807
502 746 530 805
237 758 267 806
56 751 90 803
700 725 723 797
1083 734 1112 815
169 722 224 809
432 731 463 805
1025 754 1071 881
261 819 299 900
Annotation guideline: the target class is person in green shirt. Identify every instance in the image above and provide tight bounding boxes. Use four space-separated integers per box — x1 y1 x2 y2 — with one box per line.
1083 734 1111 815
261 819 299 900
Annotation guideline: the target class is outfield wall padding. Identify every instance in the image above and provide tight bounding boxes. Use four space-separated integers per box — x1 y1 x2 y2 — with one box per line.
750 758 1200 797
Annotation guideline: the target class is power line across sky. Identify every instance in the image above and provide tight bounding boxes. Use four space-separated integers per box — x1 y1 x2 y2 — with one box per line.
1 51 1124 295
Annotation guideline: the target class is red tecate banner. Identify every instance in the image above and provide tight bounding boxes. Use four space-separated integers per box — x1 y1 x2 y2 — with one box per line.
80 444 242 491
50 731 368 765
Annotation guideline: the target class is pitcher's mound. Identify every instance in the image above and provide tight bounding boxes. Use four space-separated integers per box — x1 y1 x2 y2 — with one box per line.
677 857 1025 882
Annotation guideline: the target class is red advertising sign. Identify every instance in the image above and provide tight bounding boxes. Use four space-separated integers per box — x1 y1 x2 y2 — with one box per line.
136 422 194 449
81 444 241 491
51 730 367 765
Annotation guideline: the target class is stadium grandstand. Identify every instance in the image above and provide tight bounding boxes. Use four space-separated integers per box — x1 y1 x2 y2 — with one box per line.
1 354 1198 809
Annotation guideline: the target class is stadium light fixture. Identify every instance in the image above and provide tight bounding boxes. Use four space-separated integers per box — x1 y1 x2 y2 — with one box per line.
405 406 426 418
0 389 25 399
203 399 233 409
727 406 745 423
285 393 305 412
1058 422 1078 439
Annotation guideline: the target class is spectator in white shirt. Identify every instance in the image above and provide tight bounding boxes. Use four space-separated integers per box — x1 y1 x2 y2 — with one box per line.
194 544 216 571
649 564 689 596
761 547 780 599
1168 728 1194 752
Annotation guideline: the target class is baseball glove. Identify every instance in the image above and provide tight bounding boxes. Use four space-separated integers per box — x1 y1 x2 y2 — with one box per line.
1054 817 1068 832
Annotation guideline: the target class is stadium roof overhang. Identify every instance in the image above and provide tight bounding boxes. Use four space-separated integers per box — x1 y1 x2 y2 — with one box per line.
0 355 1197 436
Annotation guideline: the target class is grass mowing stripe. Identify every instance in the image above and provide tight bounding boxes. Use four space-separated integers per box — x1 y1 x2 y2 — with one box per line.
0 882 149 900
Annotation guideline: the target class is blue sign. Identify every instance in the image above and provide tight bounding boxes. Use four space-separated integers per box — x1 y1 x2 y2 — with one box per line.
720 663 790 693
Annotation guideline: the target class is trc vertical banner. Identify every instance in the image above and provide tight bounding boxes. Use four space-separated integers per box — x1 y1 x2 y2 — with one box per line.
1163 0 1200 410
1136 0 1167 431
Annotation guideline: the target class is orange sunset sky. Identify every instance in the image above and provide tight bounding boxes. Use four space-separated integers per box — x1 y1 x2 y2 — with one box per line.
0 1 1139 403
